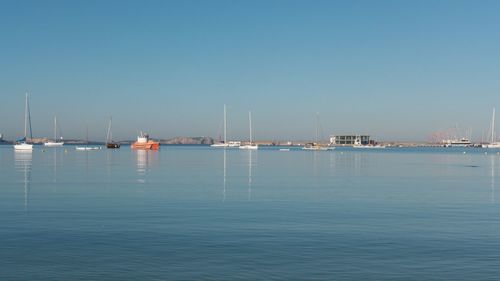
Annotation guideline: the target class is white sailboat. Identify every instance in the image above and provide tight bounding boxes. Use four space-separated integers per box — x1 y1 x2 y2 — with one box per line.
211 104 240 148
302 113 333 151
240 111 258 150
44 116 64 146
14 93 33 151
486 108 500 148
211 104 229 147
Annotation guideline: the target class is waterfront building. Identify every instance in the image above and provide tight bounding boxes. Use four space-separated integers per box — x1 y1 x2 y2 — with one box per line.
330 135 370 146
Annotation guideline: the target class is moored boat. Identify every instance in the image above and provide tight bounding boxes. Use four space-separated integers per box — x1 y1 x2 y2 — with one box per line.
211 104 241 148
442 138 472 147
302 142 333 151
352 144 386 149
240 111 258 150
105 117 120 149
75 126 101 151
302 113 333 151
106 143 121 149
44 116 64 146
485 108 500 148
131 132 160 150
14 141 33 151
14 93 33 151
76 146 101 151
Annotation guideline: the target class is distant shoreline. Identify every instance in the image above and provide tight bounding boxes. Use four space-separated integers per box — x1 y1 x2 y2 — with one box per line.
0 140 493 148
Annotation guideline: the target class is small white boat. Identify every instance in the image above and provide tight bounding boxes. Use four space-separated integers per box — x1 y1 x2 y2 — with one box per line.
76 146 101 151
76 126 101 151
485 142 500 148
302 144 333 151
14 93 33 151
302 142 334 151
44 116 64 146
352 145 386 149
240 144 258 150
211 143 230 148
228 141 241 147
44 141 64 147
279 148 290 152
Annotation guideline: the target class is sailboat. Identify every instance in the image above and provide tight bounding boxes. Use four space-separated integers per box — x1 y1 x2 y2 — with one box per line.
44 116 64 146
486 108 500 148
302 113 334 151
14 93 33 151
211 104 240 148
240 111 258 150
76 127 101 150
105 117 120 149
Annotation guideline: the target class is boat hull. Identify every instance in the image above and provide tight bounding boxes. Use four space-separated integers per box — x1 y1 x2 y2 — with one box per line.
44 142 64 147
485 142 500 148
352 145 386 149
302 146 334 151
106 143 121 149
239 145 258 150
131 141 160 150
76 146 101 150
14 143 33 150
211 143 229 148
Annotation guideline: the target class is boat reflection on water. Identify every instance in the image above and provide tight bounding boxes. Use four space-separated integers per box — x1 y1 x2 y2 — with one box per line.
135 149 158 184
14 150 32 211
247 149 255 201
491 156 496 204
223 149 227 201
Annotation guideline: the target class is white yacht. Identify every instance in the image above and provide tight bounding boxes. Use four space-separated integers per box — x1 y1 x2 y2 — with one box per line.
211 104 240 148
442 138 472 147
301 113 333 151
240 111 258 150
14 93 33 151
486 108 500 148
44 116 64 146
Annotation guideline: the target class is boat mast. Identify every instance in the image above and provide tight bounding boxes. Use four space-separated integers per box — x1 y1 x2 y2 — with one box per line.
106 117 113 143
223 104 227 144
315 112 319 143
27 93 32 140
249 111 252 143
24 93 28 139
491 108 496 143
54 116 57 141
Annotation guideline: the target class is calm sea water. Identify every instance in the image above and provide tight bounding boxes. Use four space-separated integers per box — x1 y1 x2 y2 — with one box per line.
1 145 500 280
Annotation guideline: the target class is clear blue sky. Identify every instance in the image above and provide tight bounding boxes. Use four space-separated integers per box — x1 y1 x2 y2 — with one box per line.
1 0 499 141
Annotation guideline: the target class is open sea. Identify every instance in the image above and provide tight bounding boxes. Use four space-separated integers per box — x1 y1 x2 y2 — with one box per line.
1 145 500 280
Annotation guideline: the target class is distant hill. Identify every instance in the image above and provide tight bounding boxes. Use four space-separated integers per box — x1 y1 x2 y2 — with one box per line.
160 136 214 145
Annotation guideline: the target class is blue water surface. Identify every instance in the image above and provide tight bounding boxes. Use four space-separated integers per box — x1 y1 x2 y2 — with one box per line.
1 145 499 280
